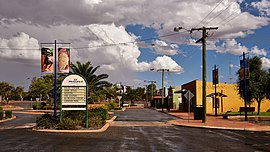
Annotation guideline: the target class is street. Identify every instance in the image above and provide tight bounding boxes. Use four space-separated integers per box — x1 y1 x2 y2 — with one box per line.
0 108 270 151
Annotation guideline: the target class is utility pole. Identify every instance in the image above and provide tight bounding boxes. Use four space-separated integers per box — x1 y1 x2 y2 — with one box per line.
157 69 169 112
191 27 218 123
144 85 148 107
148 80 156 106
174 26 218 122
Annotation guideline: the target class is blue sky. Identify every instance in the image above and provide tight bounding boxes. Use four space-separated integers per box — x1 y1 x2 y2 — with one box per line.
0 0 270 90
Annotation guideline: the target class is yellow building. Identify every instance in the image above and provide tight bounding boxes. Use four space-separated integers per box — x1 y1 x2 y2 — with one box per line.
182 80 270 114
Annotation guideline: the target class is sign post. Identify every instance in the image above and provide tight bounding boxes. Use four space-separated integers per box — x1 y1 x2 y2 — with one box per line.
60 74 88 128
184 90 194 123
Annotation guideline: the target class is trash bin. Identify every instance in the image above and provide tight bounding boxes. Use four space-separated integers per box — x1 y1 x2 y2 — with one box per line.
194 106 203 120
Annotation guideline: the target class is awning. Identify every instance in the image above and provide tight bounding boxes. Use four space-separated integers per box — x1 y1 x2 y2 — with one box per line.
206 92 228 97
174 89 186 93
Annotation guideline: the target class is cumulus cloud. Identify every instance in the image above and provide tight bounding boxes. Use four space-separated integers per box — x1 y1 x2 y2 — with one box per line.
252 0 270 16
152 40 178 55
0 0 268 41
0 0 270 86
250 46 267 56
261 57 270 70
148 56 184 74
0 32 40 62
80 24 183 74
213 39 267 56
216 39 248 55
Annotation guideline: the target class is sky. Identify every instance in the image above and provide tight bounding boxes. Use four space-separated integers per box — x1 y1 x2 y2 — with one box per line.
1 0 270 90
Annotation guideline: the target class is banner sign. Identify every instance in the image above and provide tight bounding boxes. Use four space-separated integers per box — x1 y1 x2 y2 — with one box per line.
41 48 54 73
212 68 219 85
58 48 70 73
240 59 250 80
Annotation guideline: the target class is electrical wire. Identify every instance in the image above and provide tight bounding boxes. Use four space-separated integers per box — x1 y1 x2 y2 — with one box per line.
0 31 188 51
193 0 225 28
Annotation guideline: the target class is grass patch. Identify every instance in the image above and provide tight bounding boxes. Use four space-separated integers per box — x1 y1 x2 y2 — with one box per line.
228 112 270 116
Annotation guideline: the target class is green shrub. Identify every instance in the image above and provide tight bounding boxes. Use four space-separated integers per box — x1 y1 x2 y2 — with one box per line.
0 110 3 120
36 114 58 129
114 107 122 110
40 102 47 108
0 106 3 111
88 115 105 128
43 105 53 110
105 102 117 111
57 117 81 130
5 110 12 118
62 111 85 122
33 103 42 110
89 107 108 121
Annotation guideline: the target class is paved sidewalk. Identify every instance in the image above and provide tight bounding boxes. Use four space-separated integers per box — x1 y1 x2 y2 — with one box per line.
162 110 270 132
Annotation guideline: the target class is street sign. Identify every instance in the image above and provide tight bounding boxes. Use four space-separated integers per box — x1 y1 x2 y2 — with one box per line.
184 90 194 100
184 90 194 123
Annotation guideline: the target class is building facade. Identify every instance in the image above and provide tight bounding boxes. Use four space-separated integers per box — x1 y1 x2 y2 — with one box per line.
181 80 270 114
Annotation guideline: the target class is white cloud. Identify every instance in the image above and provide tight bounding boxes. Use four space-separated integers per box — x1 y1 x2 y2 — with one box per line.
250 46 267 56
0 32 40 62
81 24 183 74
216 39 248 55
147 56 184 74
213 39 267 56
252 0 270 16
152 40 178 55
261 57 270 70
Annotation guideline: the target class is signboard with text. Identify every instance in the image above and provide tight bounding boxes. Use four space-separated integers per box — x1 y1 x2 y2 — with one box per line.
60 74 88 128
61 74 87 109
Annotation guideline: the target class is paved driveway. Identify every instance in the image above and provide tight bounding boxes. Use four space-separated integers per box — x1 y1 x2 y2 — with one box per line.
0 108 269 152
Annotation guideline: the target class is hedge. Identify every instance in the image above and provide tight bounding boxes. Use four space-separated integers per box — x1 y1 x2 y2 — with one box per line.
0 110 3 120
5 110 12 118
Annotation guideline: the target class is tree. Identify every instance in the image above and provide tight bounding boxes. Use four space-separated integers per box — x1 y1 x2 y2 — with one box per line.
266 70 270 102
70 61 111 101
147 83 156 101
237 56 268 115
0 82 14 102
11 86 25 100
28 75 53 102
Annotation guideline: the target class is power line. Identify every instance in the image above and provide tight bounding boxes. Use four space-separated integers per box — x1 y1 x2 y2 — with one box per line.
0 31 188 51
204 2 234 27
193 0 225 28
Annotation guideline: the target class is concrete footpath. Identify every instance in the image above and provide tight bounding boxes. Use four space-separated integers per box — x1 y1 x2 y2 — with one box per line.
162 110 270 132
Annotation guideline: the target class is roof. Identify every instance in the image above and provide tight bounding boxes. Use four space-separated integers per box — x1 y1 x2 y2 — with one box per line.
153 96 162 99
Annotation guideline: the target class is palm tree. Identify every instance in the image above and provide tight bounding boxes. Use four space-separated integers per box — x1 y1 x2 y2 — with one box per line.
70 61 111 101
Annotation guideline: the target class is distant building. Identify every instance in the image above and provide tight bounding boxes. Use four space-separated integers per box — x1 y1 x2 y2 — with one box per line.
181 80 270 114
168 86 182 110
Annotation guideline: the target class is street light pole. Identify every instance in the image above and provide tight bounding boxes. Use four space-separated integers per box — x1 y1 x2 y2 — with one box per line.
40 41 70 117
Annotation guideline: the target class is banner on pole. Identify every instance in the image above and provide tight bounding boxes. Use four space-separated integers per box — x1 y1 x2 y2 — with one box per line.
58 48 70 73
41 48 54 73
212 68 219 85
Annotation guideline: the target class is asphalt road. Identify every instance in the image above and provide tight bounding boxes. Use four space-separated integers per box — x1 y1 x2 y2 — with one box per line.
0 108 269 152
